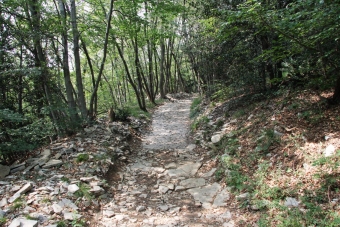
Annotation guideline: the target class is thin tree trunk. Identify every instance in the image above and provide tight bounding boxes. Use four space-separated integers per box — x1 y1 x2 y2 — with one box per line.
81 38 97 114
159 37 166 98
114 37 147 111
70 0 87 119
88 0 115 118
58 0 80 126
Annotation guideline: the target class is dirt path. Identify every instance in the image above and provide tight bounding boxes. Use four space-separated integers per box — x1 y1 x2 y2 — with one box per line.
142 99 191 150
96 99 235 227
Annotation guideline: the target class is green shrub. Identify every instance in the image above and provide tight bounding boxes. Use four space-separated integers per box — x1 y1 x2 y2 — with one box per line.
115 107 130 121
190 97 202 119
0 109 55 164
76 153 89 163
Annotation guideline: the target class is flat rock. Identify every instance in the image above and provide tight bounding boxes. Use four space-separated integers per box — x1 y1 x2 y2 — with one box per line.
180 178 205 189
201 168 217 178
52 203 63 214
0 164 10 179
166 162 202 178
63 212 82 220
68 184 79 193
158 185 169 194
9 182 33 203
0 198 7 207
8 218 38 227
43 160 63 168
187 183 221 209
213 188 230 207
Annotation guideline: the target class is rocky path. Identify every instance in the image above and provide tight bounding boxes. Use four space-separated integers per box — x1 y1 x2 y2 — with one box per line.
95 99 234 227
0 96 235 227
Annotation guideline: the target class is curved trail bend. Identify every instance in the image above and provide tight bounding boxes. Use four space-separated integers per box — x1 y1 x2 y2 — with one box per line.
98 98 235 227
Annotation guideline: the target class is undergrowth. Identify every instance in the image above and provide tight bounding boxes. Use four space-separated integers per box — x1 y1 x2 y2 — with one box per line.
194 87 340 226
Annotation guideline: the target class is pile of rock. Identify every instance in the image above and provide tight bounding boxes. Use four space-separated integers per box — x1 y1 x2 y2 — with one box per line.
0 119 144 226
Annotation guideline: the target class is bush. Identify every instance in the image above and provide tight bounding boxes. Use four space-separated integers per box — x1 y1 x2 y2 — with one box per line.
190 97 202 119
115 107 131 121
0 109 54 164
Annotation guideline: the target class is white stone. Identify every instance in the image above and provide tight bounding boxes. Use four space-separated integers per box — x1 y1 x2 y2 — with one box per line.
8 218 21 227
284 197 299 207
159 204 169 211
68 184 79 193
167 183 175 190
211 134 222 144
324 144 336 157
9 183 34 203
90 186 105 195
63 212 82 220
8 218 38 227
52 203 63 214
136 206 146 212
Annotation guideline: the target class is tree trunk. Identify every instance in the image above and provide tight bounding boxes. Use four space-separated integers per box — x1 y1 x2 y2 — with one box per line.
70 0 87 119
159 37 166 98
58 0 80 126
88 0 115 118
113 37 147 111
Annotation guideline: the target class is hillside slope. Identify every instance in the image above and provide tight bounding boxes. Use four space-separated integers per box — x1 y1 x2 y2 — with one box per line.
190 88 340 226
